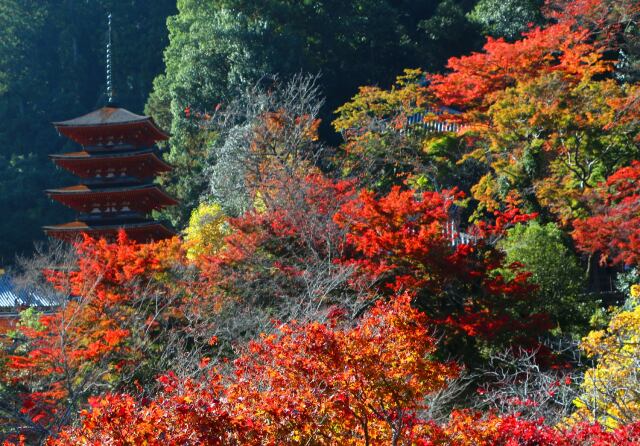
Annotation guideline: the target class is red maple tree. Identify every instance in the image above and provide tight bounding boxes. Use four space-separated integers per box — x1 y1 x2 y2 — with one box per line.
335 186 549 345
4 232 184 431
573 161 640 267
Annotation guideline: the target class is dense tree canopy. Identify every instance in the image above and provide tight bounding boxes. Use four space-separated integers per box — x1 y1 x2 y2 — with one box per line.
499 221 590 333
468 0 545 39
4 0 640 444
146 0 485 226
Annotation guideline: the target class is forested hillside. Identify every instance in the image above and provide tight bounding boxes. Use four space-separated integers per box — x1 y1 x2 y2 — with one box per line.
4 0 640 445
144 0 545 225
0 0 541 262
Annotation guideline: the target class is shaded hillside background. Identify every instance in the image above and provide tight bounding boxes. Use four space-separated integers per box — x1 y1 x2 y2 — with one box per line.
0 0 542 263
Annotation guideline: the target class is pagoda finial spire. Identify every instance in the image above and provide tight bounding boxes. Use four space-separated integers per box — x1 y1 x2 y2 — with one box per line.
106 13 114 104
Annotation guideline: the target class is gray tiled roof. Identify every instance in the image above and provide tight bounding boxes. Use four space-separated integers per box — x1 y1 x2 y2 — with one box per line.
0 275 59 310
53 106 149 127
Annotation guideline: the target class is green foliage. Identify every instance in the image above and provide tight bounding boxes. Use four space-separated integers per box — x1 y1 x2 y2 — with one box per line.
5 307 44 341
616 269 640 300
499 221 591 334
147 0 483 227
15 307 44 332
468 0 544 39
333 69 486 193
146 3 277 222
419 0 483 66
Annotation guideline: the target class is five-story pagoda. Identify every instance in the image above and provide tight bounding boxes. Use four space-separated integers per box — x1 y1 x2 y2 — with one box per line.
44 105 177 242
44 14 176 243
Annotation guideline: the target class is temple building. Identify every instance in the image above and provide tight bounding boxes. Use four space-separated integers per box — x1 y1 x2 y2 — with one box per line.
0 274 58 334
44 105 177 242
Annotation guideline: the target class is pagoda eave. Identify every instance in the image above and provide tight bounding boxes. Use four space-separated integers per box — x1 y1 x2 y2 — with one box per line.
53 106 169 147
54 122 169 147
47 185 178 213
44 221 176 243
50 149 172 179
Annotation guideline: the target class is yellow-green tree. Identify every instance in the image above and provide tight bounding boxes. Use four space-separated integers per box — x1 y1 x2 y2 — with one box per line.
573 285 640 427
468 74 639 223
183 203 228 260
333 69 475 193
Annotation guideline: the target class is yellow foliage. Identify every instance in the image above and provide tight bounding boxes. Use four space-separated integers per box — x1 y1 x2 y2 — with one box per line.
470 173 501 214
572 291 640 427
183 203 229 260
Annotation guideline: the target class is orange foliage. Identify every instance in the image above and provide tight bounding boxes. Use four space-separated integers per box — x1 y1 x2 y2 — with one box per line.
430 23 609 110
4 232 185 428
48 296 458 445
42 303 640 444
226 295 457 444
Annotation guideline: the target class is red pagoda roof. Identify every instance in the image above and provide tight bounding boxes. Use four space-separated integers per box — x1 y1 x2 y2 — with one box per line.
50 149 172 179
46 184 178 213
44 220 175 243
53 106 169 147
